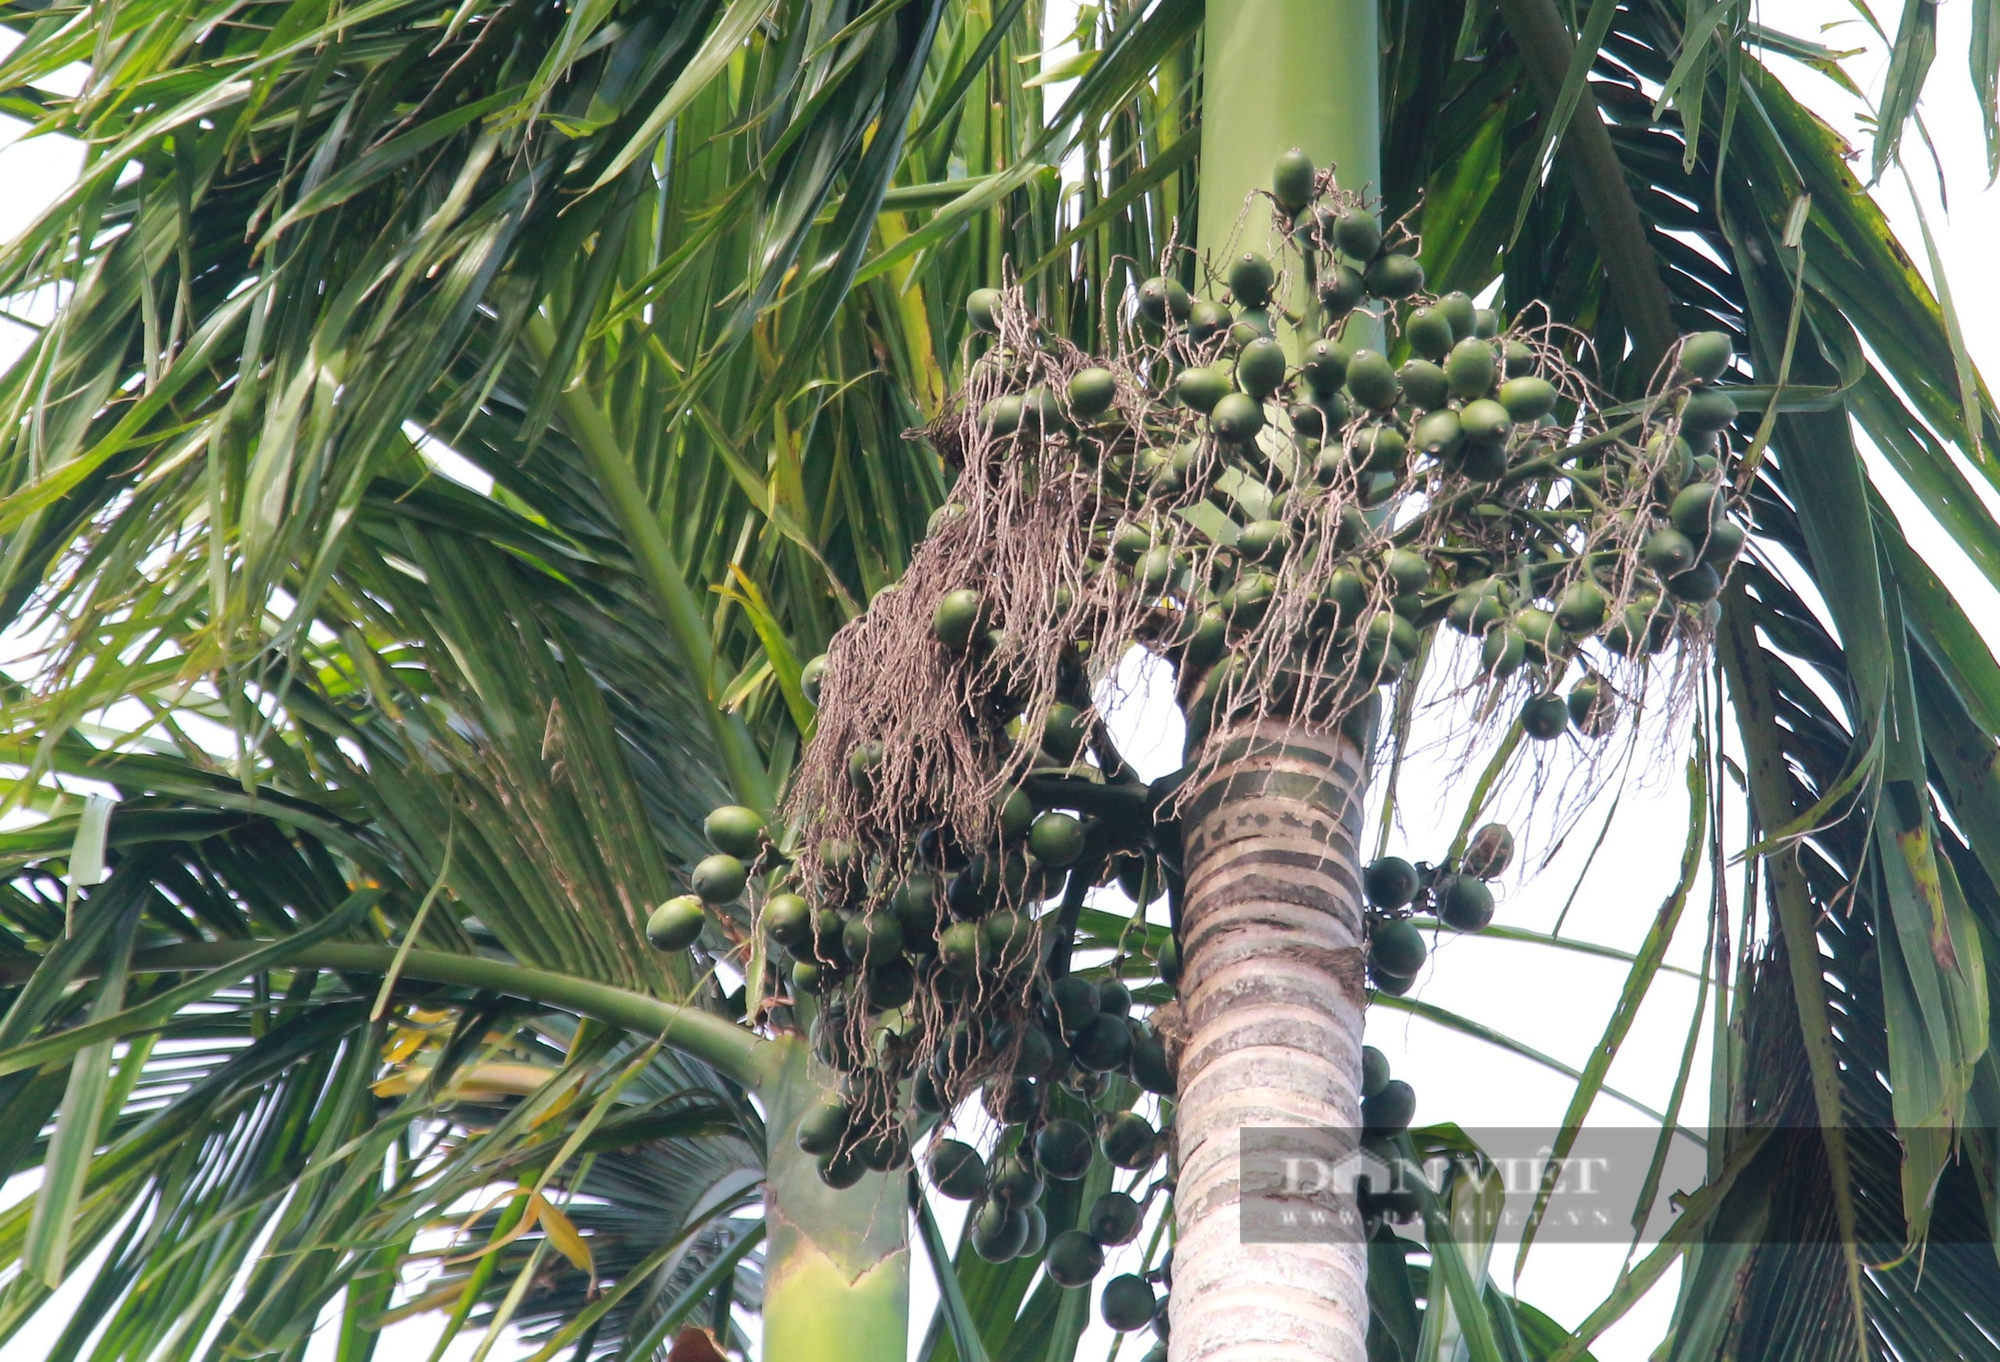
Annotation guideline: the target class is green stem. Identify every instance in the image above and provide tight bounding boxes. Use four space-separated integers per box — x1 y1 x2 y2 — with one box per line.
522 313 776 814
121 942 777 1091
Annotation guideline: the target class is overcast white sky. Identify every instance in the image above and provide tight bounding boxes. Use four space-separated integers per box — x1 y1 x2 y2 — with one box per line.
4 2 2000 1359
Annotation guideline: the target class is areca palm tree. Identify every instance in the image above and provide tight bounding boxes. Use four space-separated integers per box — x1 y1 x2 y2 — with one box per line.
0 2 1995 1362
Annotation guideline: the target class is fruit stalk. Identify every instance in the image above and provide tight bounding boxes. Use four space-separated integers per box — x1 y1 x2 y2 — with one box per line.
1170 720 1370 1362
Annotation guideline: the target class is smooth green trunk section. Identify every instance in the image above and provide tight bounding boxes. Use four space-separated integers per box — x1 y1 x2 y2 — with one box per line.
759 1038 911 1362
1197 0 1381 264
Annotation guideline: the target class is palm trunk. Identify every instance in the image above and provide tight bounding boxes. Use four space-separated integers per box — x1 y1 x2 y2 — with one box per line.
1171 721 1372 1362
759 1038 911 1362
1172 6 1383 1359
1197 0 1381 316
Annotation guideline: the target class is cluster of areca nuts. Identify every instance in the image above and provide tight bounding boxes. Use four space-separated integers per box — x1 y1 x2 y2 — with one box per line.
1361 821 1514 995
637 150 1748 1346
648 784 1185 1345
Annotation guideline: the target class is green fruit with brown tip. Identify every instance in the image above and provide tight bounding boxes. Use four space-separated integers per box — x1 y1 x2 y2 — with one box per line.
990 1151 1043 1206
1668 562 1722 602
1238 518 1291 563
1363 1078 1417 1136
1170 366 1224 418
1043 703 1088 761
1037 1118 1095 1180
691 855 746 904
1089 1189 1145 1244
1227 252 1276 308
1318 264 1367 314
1372 966 1417 996
1113 523 1154 565
1399 359 1450 410
1211 391 1265 442
892 874 939 938
1406 306 1455 360
972 1200 1030 1262
1670 482 1725 539
940 921 987 975
1289 402 1324 438
801 654 828 705
1335 505 1371 550
1301 338 1350 395
1014 1025 1057 1078
996 787 1035 841
797 1097 851 1156
1701 518 1746 565
1357 424 1409 471
1137 276 1191 325
1181 608 1227 668
1520 694 1569 741
1481 627 1526 677
1436 290 1477 339
1071 1013 1132 1071
1643 527 1697 578
1232 306 1276 345
1052 974 1100 1033
932 588 985 650
1555 579 1608 634
1364 856 1420 909
1443 871 1497 926
1019 1204 1048 1258
1676 330 1734 383
842 911 903 968
1102 1114 1156 1170
704 805 766 858
1101 1274 1157 1331
1345 349 1399 409
1513 607 1559 654
1362 1045 1392 1098
1679 388 1737 435
1221 571 1276 626
790 958 826 994
1335 210 1382 259
982 395 1023 435
1187 298 1229 342
1272 147 1316 209
1385 549 1430 594
1497 375 1557 422
1138 545 1178 593
1069 366 1118 416
846 742 882 798
1132 1026 1174 1094
983 910 1038 965
646 895 706 952
1370 919 1427 977
1445 338 1497 399
1236 336 1288 398
1364 252 1424 298
967 288 1002 333
869 957 916 1008
1462 822 1515 878
1448 579 1507 634
1568 677 1614 736
1046 1230 1104 1287
764 892 812 946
